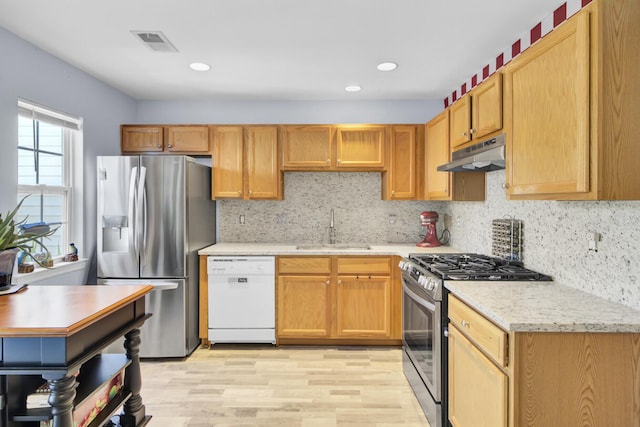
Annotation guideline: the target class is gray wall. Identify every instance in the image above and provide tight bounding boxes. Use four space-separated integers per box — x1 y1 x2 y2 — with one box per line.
0 28 136 283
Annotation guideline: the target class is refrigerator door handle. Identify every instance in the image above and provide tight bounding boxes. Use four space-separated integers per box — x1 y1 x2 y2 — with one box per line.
137 166 147 254
128 166 138 256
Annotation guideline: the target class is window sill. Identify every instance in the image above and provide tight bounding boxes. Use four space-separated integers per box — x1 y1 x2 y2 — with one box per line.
13 258 88 285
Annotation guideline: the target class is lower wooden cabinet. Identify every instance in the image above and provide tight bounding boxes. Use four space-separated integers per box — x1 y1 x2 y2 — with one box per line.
277 275 331 338
448 293 640 427
448 324 508 427
276 255 400 344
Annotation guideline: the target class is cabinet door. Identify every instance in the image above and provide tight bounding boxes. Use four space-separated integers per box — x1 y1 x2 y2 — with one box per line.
245 126 282 200
211 126 244 199
505 11 590 197
449 95 471 148
335 125 385 169
166 126 209 152
281 125 333 169
121 125 163 153
277 276 331 338
386 125 417 200
448 325 508 427
425 110 451 200
335 276 392 338
471 73 503 140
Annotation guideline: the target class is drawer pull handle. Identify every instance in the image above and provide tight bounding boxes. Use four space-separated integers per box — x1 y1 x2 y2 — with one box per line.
461 320 471 328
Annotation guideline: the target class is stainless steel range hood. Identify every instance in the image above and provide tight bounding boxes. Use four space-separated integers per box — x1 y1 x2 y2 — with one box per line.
437 133 506 172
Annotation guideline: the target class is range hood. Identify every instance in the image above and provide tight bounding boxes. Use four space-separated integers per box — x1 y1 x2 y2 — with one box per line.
437 133 506 172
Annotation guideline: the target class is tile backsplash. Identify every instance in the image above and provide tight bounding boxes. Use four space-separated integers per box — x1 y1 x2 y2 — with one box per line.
445 170 640 310
218 172 445 245
218 170 640 311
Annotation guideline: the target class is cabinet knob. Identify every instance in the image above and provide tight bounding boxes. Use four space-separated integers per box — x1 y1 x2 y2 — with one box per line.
391 190 395 196
461 320 471 328
326 159 331 164
168 144 173 148
326 280 330 285
237 191 242 195
462 131 467 137
157 144 162 148
338 280 343 285
337 159 341 164
248 190 253 195
470 128 475 135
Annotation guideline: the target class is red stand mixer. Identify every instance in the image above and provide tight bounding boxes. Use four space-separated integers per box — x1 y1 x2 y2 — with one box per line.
417 211 445 247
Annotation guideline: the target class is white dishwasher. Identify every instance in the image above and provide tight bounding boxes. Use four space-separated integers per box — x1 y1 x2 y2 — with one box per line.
207 256 276 344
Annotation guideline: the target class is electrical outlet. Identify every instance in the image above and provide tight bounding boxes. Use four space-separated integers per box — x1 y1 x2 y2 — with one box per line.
587 231 602 252
388 214 397 225
239 215 245 225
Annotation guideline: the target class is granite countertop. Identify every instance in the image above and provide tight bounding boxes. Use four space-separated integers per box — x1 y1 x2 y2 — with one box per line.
446 281 640 333
198 242 462 257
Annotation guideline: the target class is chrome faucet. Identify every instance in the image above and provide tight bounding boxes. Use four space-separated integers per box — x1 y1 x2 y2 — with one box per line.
329 208 336 244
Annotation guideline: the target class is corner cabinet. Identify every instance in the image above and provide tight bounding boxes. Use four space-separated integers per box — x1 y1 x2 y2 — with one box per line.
424 110 485 201
505 0 640 200
382 125 419 200
210 125 282 200
276 256 401 345
121 125 209 154
281 125 385 171
448 293 640 427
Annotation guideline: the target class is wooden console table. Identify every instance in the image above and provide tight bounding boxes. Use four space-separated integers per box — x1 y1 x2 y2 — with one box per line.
0 285 152 427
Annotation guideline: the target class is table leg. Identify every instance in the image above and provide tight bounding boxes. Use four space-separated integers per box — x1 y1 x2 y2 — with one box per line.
43 374 76 427
120 328 146 427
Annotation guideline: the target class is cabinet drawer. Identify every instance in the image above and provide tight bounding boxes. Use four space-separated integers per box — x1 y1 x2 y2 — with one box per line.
278 257 332 274
449 294 507 367
336 257 391 275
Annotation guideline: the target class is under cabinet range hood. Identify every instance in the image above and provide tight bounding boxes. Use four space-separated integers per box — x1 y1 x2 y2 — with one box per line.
437 133 506 172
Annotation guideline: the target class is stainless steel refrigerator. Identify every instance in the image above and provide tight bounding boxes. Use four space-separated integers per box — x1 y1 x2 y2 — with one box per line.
97 155 215 358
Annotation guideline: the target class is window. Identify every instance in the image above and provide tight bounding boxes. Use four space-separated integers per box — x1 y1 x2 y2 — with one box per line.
17 99 82 259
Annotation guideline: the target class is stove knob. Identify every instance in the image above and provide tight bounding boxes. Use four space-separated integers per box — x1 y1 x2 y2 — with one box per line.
418 275 428 287
426 279 436 291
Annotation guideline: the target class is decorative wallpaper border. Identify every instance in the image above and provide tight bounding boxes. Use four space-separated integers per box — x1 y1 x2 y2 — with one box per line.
443 0 592 108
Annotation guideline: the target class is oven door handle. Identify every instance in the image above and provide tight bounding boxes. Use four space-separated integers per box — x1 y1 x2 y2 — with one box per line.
403 282 437 312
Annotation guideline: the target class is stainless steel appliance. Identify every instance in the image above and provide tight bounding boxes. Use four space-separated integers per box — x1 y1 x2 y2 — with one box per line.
399 253 551 427
437 133 506 172
207 256 276 344
97 155 215 358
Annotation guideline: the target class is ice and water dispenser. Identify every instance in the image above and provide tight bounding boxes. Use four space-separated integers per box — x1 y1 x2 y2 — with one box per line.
102 215 129 252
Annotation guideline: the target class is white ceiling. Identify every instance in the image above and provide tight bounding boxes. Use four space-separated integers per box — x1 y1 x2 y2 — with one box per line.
0 0 565 102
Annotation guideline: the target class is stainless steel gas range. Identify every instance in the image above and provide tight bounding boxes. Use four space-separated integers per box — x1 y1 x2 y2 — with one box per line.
399 253 551 427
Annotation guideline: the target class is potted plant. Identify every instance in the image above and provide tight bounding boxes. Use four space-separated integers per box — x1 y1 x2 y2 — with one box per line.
0 195 57 289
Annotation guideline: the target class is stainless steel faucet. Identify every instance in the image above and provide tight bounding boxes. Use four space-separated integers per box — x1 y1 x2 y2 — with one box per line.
329 208 336 244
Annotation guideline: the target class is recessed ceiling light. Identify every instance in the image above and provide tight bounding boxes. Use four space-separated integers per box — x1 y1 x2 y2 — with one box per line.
377 62 398 71
189 62 211 71
345 85 362 92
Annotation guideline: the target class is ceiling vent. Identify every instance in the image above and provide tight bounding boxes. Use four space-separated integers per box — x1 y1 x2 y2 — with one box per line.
130 30 178 52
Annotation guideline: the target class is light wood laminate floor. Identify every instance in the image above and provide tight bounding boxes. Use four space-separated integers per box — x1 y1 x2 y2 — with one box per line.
140 346 430 427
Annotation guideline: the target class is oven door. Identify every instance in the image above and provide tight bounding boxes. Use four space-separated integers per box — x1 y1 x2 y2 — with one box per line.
402 278 441 401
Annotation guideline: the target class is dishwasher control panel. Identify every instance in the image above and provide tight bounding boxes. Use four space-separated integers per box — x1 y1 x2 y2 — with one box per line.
207 256 275 275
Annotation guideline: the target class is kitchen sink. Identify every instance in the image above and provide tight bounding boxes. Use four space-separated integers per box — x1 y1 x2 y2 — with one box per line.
295 243 371 250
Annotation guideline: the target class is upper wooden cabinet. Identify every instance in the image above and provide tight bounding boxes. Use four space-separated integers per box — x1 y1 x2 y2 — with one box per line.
449 73 503 150
281 125 333 169
335 125 385 169
382 125 418 200
121 125 164 153
210 126 282 200
505 0 640 200
165 126 209 152
470 74 503 141
121 125 209 154
282 124 385 171
424 110 485 201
